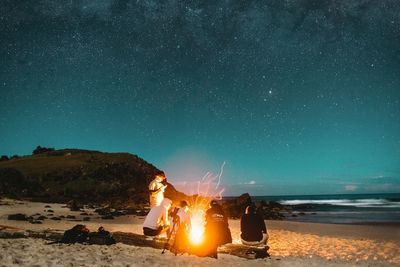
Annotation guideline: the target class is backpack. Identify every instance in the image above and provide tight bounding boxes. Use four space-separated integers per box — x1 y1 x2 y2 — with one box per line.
60 224 90 244
88 227 116 245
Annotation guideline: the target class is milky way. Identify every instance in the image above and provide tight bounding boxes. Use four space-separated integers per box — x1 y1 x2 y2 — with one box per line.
1 1 399 195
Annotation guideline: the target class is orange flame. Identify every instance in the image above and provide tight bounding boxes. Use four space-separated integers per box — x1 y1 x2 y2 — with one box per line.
188 162 225 245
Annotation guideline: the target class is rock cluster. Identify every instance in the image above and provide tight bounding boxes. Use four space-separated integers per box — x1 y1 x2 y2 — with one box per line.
222 193 287 220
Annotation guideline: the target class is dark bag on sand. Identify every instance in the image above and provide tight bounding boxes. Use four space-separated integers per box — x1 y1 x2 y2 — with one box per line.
61 224 90 244
88 226 116 245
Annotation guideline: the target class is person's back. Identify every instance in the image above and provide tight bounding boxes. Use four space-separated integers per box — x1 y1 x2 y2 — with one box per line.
240 205 268 246
170 201 191 254
176 201 191 231
201 200 232 258
143 198 171 236
205 201 232 246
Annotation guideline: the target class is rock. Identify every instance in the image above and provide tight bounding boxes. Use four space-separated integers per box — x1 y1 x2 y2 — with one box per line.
67 200 82 211
51 217 61 220
267 201 285 209
80 212 88 216
136 210 148 216
95 207 111 216
95 207 125 218
255 201 287 220
47 209 54 213
101 215 114 220
125 208 136 215
83 217 90 221
37 216 47 220
111 210 125 217
87 227 116 245
44 205 51 208
222 193 253 219
66 215 76 219
8 213 28 221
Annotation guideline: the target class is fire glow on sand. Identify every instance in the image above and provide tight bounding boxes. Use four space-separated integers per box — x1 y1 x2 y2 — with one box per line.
188 163 225 246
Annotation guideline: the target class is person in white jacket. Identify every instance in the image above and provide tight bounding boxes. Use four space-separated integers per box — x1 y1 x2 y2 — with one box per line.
148 172 168 208
143 198 172 236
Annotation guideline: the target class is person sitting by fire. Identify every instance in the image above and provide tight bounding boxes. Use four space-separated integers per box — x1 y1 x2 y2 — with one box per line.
203 200 232 258
176 200 191 231
143 198 172 236
240 205 268 246
170 200 192 254
148 171 168 208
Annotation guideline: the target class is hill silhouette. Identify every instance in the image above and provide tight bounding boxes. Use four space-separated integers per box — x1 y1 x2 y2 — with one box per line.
0 147 187 208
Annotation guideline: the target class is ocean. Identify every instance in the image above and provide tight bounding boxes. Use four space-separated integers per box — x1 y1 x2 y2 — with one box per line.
249 193 400 224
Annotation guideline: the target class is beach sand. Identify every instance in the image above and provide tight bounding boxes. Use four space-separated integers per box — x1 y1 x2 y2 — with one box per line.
0 198 399 266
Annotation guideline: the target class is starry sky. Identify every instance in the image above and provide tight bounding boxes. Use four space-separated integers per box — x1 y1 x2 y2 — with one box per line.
1 0 400 196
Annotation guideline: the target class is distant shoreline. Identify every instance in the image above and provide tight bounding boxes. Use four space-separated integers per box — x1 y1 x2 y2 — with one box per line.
223 192 400 198
224 193 400 225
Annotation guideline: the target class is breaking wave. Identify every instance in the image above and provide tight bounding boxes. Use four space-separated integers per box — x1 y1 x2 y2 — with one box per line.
279 198 400 208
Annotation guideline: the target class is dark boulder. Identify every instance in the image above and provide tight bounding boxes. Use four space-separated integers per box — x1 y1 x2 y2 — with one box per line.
60 224 90 244
223 193 252 219
95 207 111 216
101 215 114 220
88 227 116 245
67 200 83 211
257 201 286 220
8 213 29 221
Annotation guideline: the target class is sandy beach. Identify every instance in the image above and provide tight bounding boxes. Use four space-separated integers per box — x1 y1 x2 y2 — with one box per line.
0 198 399 266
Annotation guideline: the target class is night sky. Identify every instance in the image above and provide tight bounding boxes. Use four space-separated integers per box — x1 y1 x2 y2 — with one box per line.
1 1 400 196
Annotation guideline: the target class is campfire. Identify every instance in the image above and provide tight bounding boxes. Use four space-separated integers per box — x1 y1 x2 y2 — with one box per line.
167 163 226 254
187 164 226 247
188 206 206 245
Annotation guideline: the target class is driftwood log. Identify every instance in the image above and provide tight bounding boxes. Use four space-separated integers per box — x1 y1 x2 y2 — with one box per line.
113 232 269 259
0 229 269 259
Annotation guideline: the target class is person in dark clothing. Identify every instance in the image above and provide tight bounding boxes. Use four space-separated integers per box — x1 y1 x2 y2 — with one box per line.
203 200 232 258
240 205 268 246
